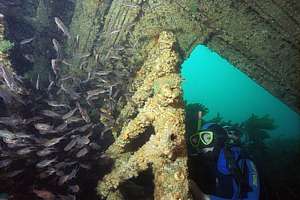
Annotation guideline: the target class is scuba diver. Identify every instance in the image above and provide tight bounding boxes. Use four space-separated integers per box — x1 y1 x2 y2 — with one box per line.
189 122 260 200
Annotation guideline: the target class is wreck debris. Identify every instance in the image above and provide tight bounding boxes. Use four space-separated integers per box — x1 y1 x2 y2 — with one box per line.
97 32 191 200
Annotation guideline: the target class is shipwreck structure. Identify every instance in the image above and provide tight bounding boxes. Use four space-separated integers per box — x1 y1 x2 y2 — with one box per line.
97 31 190 200
0 0 299 199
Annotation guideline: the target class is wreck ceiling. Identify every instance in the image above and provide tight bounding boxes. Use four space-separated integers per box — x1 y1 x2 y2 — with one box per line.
1 0 299 113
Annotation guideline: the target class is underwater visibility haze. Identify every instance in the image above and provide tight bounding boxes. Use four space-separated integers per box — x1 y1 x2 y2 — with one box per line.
0 0 299 200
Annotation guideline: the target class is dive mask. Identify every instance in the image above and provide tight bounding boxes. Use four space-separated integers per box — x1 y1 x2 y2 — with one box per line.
190 131 214 148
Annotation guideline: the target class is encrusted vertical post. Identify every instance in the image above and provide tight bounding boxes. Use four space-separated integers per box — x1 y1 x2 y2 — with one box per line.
97 31 191 200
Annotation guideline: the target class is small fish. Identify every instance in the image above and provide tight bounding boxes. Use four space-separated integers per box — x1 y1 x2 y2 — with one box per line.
76 102 91 123
34 123 53 132
0 129 30 140
0 159 12 168
94 71 112 76
51 59 61 75
121 3 140 8
79 53 91 59
65 116 83 124
76 147 88 158
40 110 61 118
86 88 108 101
58 166 79 185
55 123 68 132
110 29 120 34
36 157 57 168
57 194 76 200
0 64 25 94
75 34 79 45
68 185 80 193
5 169 23 177
79 163 91 170
37 148 55 157
33 189 55 200
0 116 26 127
54 161 77 169
43 137 64 147
113 44 125 51
62 59 72 66
61 84 80 100
52 38 62 59
76 133 92 148
16 147 35 155
20 37 35 45
47 81 55 91
62 108 78 120
54 17 71 39
24 54 35 62
36 74 40 90
100 127 112 139
89 142 101 150
76 123 92 132
64 138 77 151
45 100 71 109
79 60 88 70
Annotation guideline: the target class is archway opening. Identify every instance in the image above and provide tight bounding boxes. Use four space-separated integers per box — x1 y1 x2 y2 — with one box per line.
182 45 300 199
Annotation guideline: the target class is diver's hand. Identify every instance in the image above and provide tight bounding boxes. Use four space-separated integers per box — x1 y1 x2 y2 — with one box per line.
189 179 210 200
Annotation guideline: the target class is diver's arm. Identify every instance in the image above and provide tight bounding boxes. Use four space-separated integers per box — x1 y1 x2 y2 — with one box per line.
243 159 260 200
189 179 210 200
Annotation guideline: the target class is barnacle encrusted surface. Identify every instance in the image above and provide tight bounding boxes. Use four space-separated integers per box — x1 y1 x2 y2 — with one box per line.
97 31 191 200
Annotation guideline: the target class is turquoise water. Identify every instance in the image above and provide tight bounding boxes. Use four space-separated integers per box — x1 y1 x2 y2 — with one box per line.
181 45 300 138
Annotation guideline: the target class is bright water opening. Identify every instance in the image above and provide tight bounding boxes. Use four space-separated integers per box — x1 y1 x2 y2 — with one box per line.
181 45 300 139
182 45 300 197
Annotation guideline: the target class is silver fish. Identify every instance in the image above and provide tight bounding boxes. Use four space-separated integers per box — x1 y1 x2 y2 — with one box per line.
37 148 55 157
20 37 35 45
94 71 112 76
76 102 90 123
16 147 35 155
36 74 40 90
76 147 88 158
76 123 92 132
54 17 71 39
55 161 77 169
45 100 71 109
33 189 55 200
65 116 83 124
0 116 26 127
0 159 12 168
43 137 64 147
0 64 25 94
24 54 34 62
40 110 61 118
100 127 112 139
51 59 62 75
47 81 55 91
86 88 108 101
62 108 78 120
58 166 79 185
52 38 62 59
79 60 88 70
5 169 23 177
34 123 53 132
113 44 125 51
55 123 68 132
64 138 77 151
36 157 57 168
0 129 30 140
89 142 101 150
61 84 80 100
68 185 80 193
79 53 91 59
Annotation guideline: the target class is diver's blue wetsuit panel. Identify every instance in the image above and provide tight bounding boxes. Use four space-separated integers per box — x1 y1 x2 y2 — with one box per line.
210 147 260 200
